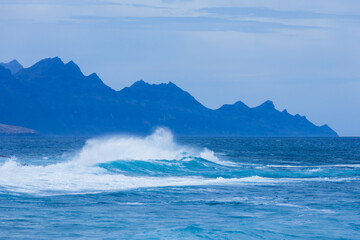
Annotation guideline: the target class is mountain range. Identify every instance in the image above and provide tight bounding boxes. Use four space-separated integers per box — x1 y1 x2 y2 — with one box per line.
0 59 23 74
0 57 338 136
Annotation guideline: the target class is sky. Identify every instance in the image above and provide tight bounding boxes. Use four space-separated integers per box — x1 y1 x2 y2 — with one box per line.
0 0 359 136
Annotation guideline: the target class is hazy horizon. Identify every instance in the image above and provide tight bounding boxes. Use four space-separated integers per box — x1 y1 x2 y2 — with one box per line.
1 0 359 136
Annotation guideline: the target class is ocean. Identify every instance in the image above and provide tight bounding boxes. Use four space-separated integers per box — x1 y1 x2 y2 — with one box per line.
0 128 359 239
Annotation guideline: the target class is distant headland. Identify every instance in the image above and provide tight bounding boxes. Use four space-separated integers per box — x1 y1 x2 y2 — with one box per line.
0 123 37 136
0 57 338 137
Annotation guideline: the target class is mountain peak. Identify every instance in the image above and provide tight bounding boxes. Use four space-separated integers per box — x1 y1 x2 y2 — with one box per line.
217 100 249 113
0 59 24 74
16 57 87 80
128 80 182 92
257 100 275 109
29 57 65 71
165 81 182 89
118 80 205 109
66 60 77 66
8 59 22 66
65 60 83 74
40 56 64 65
233 100 249 108
131 80 149 87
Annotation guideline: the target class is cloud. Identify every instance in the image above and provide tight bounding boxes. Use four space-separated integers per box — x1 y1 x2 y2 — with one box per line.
0 0 351 32
70 15 324 33
199 7 360 20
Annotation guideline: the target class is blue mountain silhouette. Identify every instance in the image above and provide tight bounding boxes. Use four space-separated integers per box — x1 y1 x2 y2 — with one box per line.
0 57 338 136
0 59 23 74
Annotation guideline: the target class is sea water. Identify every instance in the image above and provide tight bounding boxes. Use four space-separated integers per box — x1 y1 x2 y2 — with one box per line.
0 129 359 239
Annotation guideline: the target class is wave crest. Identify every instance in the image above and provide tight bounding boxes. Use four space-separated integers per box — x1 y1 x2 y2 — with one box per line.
73 128 220 165
0 128 359 196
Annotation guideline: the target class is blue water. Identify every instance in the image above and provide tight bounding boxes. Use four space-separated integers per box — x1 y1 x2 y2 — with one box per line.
0 129 359 239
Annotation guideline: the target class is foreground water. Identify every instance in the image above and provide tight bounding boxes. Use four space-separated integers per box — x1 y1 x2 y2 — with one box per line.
0 129 359 239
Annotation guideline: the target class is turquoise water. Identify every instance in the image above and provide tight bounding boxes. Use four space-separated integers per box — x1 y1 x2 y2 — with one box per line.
0 129 359 239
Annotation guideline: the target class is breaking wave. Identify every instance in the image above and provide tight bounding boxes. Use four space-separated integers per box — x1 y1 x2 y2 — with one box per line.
0 128 359 195
72 128 223 165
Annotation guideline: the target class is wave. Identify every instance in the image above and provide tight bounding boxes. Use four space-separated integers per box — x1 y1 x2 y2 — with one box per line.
72 128 230 166
1 159 357 195
0 128 234 195
267 164 360 168
0 128 359 195
0 157 357 195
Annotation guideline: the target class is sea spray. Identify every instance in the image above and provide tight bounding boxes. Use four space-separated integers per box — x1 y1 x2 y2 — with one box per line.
0 128 235 195
73 128 192 165
0 129 359 195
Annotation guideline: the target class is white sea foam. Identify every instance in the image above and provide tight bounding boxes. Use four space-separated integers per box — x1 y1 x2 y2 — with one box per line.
72 128 229 166
0 159 262 195
0 129 358 195
326 164 360 168
267 165 307 168
307 168 323 172
267 164 360 169
0 129 232 195
0 158 358 195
